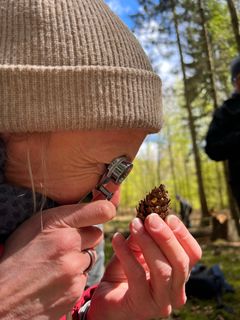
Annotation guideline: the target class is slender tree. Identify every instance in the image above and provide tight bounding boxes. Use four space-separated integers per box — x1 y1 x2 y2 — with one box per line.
198 0 218 110
166 124 178 209
156 134 162 185
227 0 240 53
169 0 209 220
183 157 192 204
215 163 224 209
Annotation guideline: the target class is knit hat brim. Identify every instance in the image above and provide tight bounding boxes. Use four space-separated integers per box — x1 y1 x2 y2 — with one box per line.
0 65 162 133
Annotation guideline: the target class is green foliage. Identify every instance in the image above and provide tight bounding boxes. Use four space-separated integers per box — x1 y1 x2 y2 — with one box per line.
207 0 238 97
124 0 240 214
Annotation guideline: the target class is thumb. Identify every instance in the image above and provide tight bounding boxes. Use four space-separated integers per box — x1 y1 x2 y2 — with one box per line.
43 200 116 229
103 234 127 282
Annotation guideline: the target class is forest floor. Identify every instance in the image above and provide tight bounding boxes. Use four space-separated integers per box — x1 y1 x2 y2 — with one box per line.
104 209 240 320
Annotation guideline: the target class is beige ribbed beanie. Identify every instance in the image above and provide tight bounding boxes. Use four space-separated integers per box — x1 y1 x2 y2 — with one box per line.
0 0 162 133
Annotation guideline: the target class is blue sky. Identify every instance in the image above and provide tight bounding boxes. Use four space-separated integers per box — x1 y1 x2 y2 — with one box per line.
105 0 164 151
105 0 169 148
105 0 139 28
105 0 173 84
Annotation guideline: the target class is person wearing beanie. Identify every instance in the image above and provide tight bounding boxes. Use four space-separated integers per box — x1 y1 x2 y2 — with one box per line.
0 1 201 319
205 56 240 227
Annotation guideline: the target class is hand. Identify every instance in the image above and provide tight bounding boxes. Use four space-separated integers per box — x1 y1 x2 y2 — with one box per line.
88 214 202 320
0 200 116 320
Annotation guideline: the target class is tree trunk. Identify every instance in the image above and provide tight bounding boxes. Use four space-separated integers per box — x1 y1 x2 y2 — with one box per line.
166 125 178 195
215 163 224 209
227 0 240 54
198 0 218 110
223 161 240 236
170 0 209 222
183 158 192 204
156 135 161 186
166 124 178 211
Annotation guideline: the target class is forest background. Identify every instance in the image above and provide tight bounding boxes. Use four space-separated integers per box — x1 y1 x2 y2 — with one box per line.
103 2 240 318
106 0 240 226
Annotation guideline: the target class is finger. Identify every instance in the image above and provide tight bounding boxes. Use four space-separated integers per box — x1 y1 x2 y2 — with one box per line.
144 214 189 308
103 252 127 282
43 200 116 229
130 218 172 314
106 233 173 319
41 226 103 260
165 215 202 268
81 249 97 273
78 226 103 250
61 250 96 275
111 232 150 296
145 214 190 284
104 235 144 283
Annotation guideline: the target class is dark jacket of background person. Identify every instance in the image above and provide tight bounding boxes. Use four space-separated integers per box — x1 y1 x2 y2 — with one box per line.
205 93 240 207
176 195 192 228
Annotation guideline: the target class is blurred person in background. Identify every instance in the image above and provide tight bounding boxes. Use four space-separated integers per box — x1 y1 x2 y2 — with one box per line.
176 195 192 228
205 56 240 214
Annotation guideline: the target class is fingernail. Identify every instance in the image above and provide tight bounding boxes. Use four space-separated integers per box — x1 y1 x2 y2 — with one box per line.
132 218 143 233
147 213 163 231
112 232 125 243
166 215 180 230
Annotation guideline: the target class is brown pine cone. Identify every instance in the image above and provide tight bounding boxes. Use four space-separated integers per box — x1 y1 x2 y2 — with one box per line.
136 184 170 221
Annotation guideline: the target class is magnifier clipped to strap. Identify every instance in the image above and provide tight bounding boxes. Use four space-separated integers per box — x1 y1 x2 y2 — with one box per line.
79 156 133 203
94 155 133 200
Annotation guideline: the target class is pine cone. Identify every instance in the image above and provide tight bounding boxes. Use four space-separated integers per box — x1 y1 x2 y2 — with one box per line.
136 184 170 221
